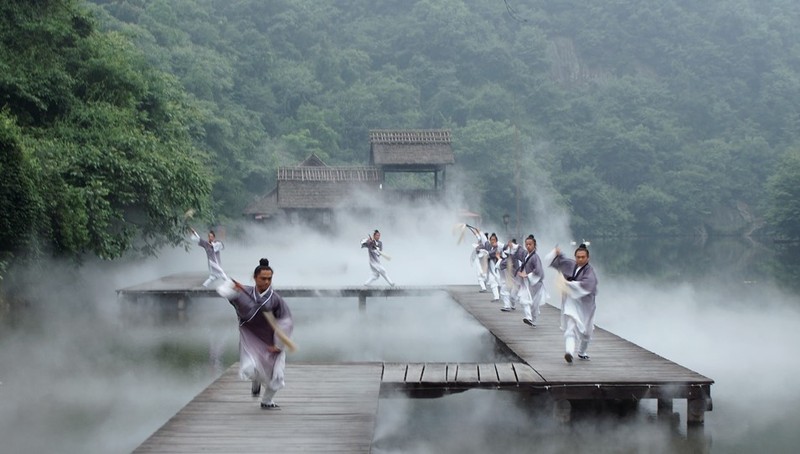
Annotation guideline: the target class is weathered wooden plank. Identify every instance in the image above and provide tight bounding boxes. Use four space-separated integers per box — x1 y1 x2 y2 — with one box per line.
454 363 479 383
445 363 455 383
420 363 448 384
478 363 499 384
496 362 519 385
134 363 382 453
513 363 544 383
405 363 424 384
381 363 408 383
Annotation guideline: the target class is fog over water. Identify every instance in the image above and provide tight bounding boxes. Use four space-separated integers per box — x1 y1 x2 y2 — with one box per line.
1 198 800 453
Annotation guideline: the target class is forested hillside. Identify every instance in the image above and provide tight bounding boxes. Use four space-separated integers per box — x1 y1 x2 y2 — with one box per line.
4 0 800 277
87 0 800 239
1 0 210 273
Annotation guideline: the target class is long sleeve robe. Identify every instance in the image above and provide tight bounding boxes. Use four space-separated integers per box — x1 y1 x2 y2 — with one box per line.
519 250 546 305
217 282 294 391
546 250 598 337
192 231 224 277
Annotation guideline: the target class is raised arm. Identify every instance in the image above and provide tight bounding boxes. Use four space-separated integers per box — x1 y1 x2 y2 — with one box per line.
215 279 238 300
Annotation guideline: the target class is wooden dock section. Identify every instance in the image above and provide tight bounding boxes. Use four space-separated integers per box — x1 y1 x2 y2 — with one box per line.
129 277 714 451
380 361 543 397
444 285 713 422
135 363 383 453
117 272 442 309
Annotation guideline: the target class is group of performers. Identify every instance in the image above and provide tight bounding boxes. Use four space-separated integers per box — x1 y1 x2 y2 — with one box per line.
186 226 396 410
186 221 598 412
467 225 598 364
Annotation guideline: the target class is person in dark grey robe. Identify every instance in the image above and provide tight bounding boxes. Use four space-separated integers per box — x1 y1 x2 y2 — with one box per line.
217 258 294 409
546 244 598 363
191 228 225 287
361 229 395 286
517 234 547 327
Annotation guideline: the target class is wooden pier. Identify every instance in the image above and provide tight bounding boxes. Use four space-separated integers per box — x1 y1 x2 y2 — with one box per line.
126 275 713 452
134 363 384 453
445 285 713 421
117 272 442 310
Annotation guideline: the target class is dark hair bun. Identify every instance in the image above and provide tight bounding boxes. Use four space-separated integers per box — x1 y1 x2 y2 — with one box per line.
259 258 270 267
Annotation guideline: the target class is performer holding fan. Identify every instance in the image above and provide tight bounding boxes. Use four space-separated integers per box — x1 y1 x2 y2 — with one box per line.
216 258 295 409
361 229 395 287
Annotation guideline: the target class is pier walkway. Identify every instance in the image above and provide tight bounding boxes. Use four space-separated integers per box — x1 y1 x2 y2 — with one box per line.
125 275 713 452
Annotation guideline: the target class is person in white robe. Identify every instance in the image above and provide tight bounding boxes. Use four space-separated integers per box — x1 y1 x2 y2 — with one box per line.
460 225 488 293
499 239 520 311
471 232 490 293
484 233 501 301
216 258 294 409
546 244 598 363
191 228 225 287
361 229 395 286
517 234 547 327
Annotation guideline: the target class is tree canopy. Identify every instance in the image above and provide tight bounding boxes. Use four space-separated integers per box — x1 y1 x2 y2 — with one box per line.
5 0 800 280
0 0 211 266
82 0 800 239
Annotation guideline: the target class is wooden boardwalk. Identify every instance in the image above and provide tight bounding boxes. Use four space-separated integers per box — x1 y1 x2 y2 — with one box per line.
117 272 441 304
135 363 383 453
446 285 713 402
128 277 714 451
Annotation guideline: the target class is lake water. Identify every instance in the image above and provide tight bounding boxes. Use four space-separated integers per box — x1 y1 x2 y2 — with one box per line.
1 237 799 453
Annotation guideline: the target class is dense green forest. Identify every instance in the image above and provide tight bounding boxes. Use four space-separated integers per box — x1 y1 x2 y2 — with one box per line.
4 0 800 277
0 0 211 271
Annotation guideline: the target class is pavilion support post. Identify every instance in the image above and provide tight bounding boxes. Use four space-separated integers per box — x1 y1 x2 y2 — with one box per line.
687 397 710 426
687 384 712 427
657 398 673 418
176 295 190 322
553 399 571 424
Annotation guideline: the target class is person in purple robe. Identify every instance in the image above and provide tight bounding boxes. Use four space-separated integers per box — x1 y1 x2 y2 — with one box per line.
361 229 395 287
546 244 598 363
216 258 294 409
191 228 225 287
517 234 547 327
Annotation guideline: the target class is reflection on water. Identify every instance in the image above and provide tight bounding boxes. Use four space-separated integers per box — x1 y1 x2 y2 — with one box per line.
2 238 800 453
